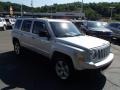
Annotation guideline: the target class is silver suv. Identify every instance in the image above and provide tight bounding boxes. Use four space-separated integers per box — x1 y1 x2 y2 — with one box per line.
12 18 114 80
0 17 7 31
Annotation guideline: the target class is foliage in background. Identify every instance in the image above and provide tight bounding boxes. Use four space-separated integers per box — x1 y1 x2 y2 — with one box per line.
0 1 120 21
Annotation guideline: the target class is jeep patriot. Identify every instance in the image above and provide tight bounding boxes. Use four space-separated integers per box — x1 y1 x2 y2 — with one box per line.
12 18 114 80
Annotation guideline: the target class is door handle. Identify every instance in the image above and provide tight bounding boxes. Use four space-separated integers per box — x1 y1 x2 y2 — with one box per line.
32 37 36 39
20 33 24 36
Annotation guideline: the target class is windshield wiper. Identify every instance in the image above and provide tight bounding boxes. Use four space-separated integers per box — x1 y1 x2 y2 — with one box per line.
60 34 83 37
74 33 84 36
61 35 75 37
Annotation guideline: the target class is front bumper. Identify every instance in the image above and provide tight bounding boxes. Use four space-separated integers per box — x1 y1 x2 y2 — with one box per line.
76 53 114 70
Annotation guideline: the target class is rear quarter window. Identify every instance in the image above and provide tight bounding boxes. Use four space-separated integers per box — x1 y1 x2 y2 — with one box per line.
14 20 22 30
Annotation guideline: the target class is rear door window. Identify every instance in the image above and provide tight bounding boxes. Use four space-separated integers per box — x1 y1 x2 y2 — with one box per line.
21 20 32 32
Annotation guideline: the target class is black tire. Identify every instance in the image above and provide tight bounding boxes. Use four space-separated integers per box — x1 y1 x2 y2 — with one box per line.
3 25 6 31
53 57 74 80
13 41 22 55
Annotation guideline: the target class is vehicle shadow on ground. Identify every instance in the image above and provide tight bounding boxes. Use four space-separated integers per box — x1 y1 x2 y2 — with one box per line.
0 51 106 90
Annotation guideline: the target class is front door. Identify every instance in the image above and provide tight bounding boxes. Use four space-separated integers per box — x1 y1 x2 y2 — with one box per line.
30 20 51 57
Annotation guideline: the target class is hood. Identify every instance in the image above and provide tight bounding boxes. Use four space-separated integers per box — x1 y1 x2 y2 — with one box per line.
89 27 112 32
56 36 109 49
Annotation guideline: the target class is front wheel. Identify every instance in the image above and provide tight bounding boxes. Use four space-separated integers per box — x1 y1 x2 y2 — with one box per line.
3 25 6 31
54 58 74 80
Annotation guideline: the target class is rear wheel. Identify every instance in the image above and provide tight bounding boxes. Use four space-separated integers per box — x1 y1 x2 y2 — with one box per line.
13 41 21 55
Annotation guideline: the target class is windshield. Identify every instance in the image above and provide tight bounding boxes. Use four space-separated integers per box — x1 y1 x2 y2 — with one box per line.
87 22 104 28
50 21 82 37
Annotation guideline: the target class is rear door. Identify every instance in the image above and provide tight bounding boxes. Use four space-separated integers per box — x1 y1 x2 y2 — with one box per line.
20 20 33 48
12 19 22 40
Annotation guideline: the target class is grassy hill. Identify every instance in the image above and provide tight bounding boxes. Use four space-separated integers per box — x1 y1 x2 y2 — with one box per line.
0 1 120 20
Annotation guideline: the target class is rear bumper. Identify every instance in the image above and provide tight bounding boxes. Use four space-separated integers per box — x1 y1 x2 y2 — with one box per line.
76 53 114 70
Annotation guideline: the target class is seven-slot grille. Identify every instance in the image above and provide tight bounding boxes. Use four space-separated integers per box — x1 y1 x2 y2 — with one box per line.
92 45 110 63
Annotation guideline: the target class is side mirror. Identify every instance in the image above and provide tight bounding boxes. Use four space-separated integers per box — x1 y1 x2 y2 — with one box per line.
38 31 51 39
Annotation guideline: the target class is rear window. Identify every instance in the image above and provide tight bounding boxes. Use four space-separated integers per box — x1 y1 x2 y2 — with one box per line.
14 20 22 30
21 20 32 32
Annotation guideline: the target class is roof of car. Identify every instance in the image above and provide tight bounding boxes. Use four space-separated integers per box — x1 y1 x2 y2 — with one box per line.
70 20 82 22
87 21 99 23
16 18 70 22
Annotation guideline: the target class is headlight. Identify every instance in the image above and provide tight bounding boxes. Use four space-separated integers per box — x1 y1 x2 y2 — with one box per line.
74 52 85 62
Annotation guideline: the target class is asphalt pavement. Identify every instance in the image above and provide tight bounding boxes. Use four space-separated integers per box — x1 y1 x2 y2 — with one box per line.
0 30 120 90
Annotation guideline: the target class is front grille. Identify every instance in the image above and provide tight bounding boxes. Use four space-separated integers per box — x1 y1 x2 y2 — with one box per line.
92 45 110 63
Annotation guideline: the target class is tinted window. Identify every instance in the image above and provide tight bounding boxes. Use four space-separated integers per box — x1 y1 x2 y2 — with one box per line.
32 21 47 35
21 20 32 32
14 20 22 30
87 22 103 28
110 23 117 28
